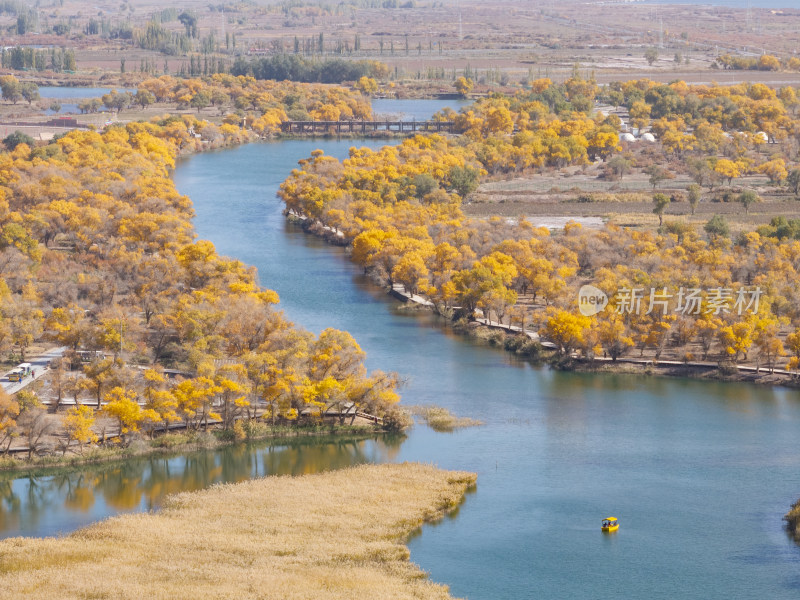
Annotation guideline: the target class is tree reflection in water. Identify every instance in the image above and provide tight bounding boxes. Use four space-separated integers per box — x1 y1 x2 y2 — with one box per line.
0 433 404 539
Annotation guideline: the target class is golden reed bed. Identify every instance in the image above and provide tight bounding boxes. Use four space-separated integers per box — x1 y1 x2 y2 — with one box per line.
0 463 476 599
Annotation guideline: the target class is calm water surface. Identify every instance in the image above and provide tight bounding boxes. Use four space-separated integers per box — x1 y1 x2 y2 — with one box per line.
37 87 136 99
1 101 799 599
0 435 399 539
37 87 135 115
173 139 800 599
371 98 470 121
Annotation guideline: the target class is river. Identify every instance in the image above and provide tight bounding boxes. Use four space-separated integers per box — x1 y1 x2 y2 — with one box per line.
1 100 799 598
173 137 800 600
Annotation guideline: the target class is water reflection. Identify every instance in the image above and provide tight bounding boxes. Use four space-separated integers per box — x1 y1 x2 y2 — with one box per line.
0 434 403 539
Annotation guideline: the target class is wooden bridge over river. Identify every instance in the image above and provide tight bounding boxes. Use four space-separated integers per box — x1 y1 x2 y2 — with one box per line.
281 120 455 134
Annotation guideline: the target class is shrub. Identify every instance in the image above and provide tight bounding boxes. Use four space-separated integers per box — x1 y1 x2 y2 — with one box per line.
504 336 526 352
704 214 730 238
488 331 505 346
243 420 271 438
382 406 413 432
151 432 192 449
518 339 543 358
504 336 542 358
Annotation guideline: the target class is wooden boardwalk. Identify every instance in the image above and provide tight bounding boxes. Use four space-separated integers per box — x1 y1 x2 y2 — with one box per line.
281 120 454 134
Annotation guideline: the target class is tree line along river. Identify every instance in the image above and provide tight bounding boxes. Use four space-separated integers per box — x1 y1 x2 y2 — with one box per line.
1 99 799 599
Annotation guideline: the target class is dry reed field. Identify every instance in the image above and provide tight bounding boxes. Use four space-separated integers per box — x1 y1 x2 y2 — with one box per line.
0 463 476 599
410 406 484 433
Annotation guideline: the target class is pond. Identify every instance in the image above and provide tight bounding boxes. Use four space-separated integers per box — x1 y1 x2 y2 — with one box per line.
37 87 136 100
37 87 136 115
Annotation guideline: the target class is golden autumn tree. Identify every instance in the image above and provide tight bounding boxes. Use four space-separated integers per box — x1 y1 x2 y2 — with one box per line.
541 308 593 356
454 77 474 97
62 405 98 454
102 387 148 445
0 388 20 454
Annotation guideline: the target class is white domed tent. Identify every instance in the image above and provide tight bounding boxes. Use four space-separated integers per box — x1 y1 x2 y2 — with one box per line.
641 132 656 142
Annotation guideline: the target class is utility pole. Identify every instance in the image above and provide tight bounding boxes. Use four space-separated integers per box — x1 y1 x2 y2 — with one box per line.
746 0 751 31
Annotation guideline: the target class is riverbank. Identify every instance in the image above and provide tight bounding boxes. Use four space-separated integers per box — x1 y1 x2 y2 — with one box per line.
0 462 476 600
294 199 800 388
386 283 800 389
0 423 387 476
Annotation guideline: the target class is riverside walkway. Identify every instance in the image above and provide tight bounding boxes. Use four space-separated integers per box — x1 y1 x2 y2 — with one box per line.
389 283 800 380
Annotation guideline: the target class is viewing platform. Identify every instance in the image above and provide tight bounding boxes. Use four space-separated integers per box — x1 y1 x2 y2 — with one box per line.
280 120 455 134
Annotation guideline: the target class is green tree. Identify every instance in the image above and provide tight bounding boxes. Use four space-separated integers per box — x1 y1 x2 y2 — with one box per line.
20 82 39 105
102 90 133 111
645 165 673 189
645 47 659 66
412 173 438 199
704 214 730 238
606 155 632 180
787 168 800 196
3 130 34 150
0 75 22 104
738 189 759 215
191 91 211 113
652 193 670 226
448 165 479 198
134 89 155 109
687 183 702 215
178 11 198 38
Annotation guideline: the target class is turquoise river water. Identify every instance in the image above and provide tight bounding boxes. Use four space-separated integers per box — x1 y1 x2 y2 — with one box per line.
0 100 798 599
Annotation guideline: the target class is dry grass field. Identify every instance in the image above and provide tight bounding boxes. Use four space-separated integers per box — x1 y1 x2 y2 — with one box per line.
0 462 477 599
466 162 800 233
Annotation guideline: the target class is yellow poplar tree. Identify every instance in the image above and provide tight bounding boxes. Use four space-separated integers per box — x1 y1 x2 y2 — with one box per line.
62 405 98 454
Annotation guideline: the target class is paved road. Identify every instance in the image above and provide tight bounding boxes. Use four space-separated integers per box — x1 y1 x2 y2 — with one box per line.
1 347 66 395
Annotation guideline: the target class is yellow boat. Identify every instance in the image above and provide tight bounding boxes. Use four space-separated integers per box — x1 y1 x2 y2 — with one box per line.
601 517 619 532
